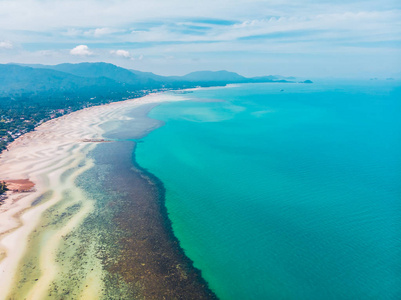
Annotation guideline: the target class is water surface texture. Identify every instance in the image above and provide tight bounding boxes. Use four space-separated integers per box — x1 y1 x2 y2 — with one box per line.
136 81 401 299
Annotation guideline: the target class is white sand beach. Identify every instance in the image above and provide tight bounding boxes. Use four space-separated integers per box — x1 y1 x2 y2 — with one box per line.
0 92 188 299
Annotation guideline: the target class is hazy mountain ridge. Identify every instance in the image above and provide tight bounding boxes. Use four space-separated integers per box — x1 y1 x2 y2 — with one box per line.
0 64 124 96
174 70 247 82
5 62 296 94
0 62 304 110
12 63 166 90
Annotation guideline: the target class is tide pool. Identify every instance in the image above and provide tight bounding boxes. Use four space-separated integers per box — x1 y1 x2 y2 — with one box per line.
136 81 401 299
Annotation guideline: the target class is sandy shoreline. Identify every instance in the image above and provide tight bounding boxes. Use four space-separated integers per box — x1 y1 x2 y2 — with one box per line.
0 92 193 299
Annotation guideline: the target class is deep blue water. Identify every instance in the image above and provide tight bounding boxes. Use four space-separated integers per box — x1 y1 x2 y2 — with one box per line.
135 81 401 299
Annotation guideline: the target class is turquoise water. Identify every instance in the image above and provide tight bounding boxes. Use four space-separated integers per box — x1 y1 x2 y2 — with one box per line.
135 81 401 299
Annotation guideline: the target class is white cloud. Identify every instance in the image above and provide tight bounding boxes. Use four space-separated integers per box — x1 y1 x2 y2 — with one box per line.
0 40 13 49
117 9 401 46
62 27 123 39
92 28 117 37
110 49 132 59
70 45 93 56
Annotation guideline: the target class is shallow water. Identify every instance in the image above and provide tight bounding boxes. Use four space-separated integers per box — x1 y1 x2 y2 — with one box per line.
136 81 401 299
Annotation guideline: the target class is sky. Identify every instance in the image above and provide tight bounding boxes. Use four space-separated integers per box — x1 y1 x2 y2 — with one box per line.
0 0 400 78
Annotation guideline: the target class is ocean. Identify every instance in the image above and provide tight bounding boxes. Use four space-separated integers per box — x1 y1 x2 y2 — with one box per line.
133 80 401 299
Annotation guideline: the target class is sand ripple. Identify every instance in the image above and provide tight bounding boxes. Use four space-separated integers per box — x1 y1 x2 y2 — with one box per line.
0 93 187 299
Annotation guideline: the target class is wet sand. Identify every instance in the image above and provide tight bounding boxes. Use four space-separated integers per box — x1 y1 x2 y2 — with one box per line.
0 92 217 299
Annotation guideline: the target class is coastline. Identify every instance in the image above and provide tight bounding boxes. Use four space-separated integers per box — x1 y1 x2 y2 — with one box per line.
0 91 217 299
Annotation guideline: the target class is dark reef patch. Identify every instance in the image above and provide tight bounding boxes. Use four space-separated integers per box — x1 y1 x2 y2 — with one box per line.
80 139 217 299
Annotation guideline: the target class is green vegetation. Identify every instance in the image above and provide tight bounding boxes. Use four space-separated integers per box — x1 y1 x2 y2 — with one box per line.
0 181 8 195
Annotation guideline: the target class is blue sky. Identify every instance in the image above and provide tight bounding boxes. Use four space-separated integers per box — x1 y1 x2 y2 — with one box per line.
0 0 400 78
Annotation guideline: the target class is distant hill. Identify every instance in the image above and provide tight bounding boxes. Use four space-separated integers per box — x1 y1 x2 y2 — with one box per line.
19 62 164 89
169 70 293 84
13 62 297 88
0 64 123 96
1 62 311 102
129 69 171 82
45 62 140 82
175 70 247 82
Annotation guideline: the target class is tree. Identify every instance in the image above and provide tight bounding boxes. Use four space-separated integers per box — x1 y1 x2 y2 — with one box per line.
0 181 8 195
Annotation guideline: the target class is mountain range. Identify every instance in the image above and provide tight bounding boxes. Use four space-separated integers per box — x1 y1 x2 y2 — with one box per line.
0 62 297 97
